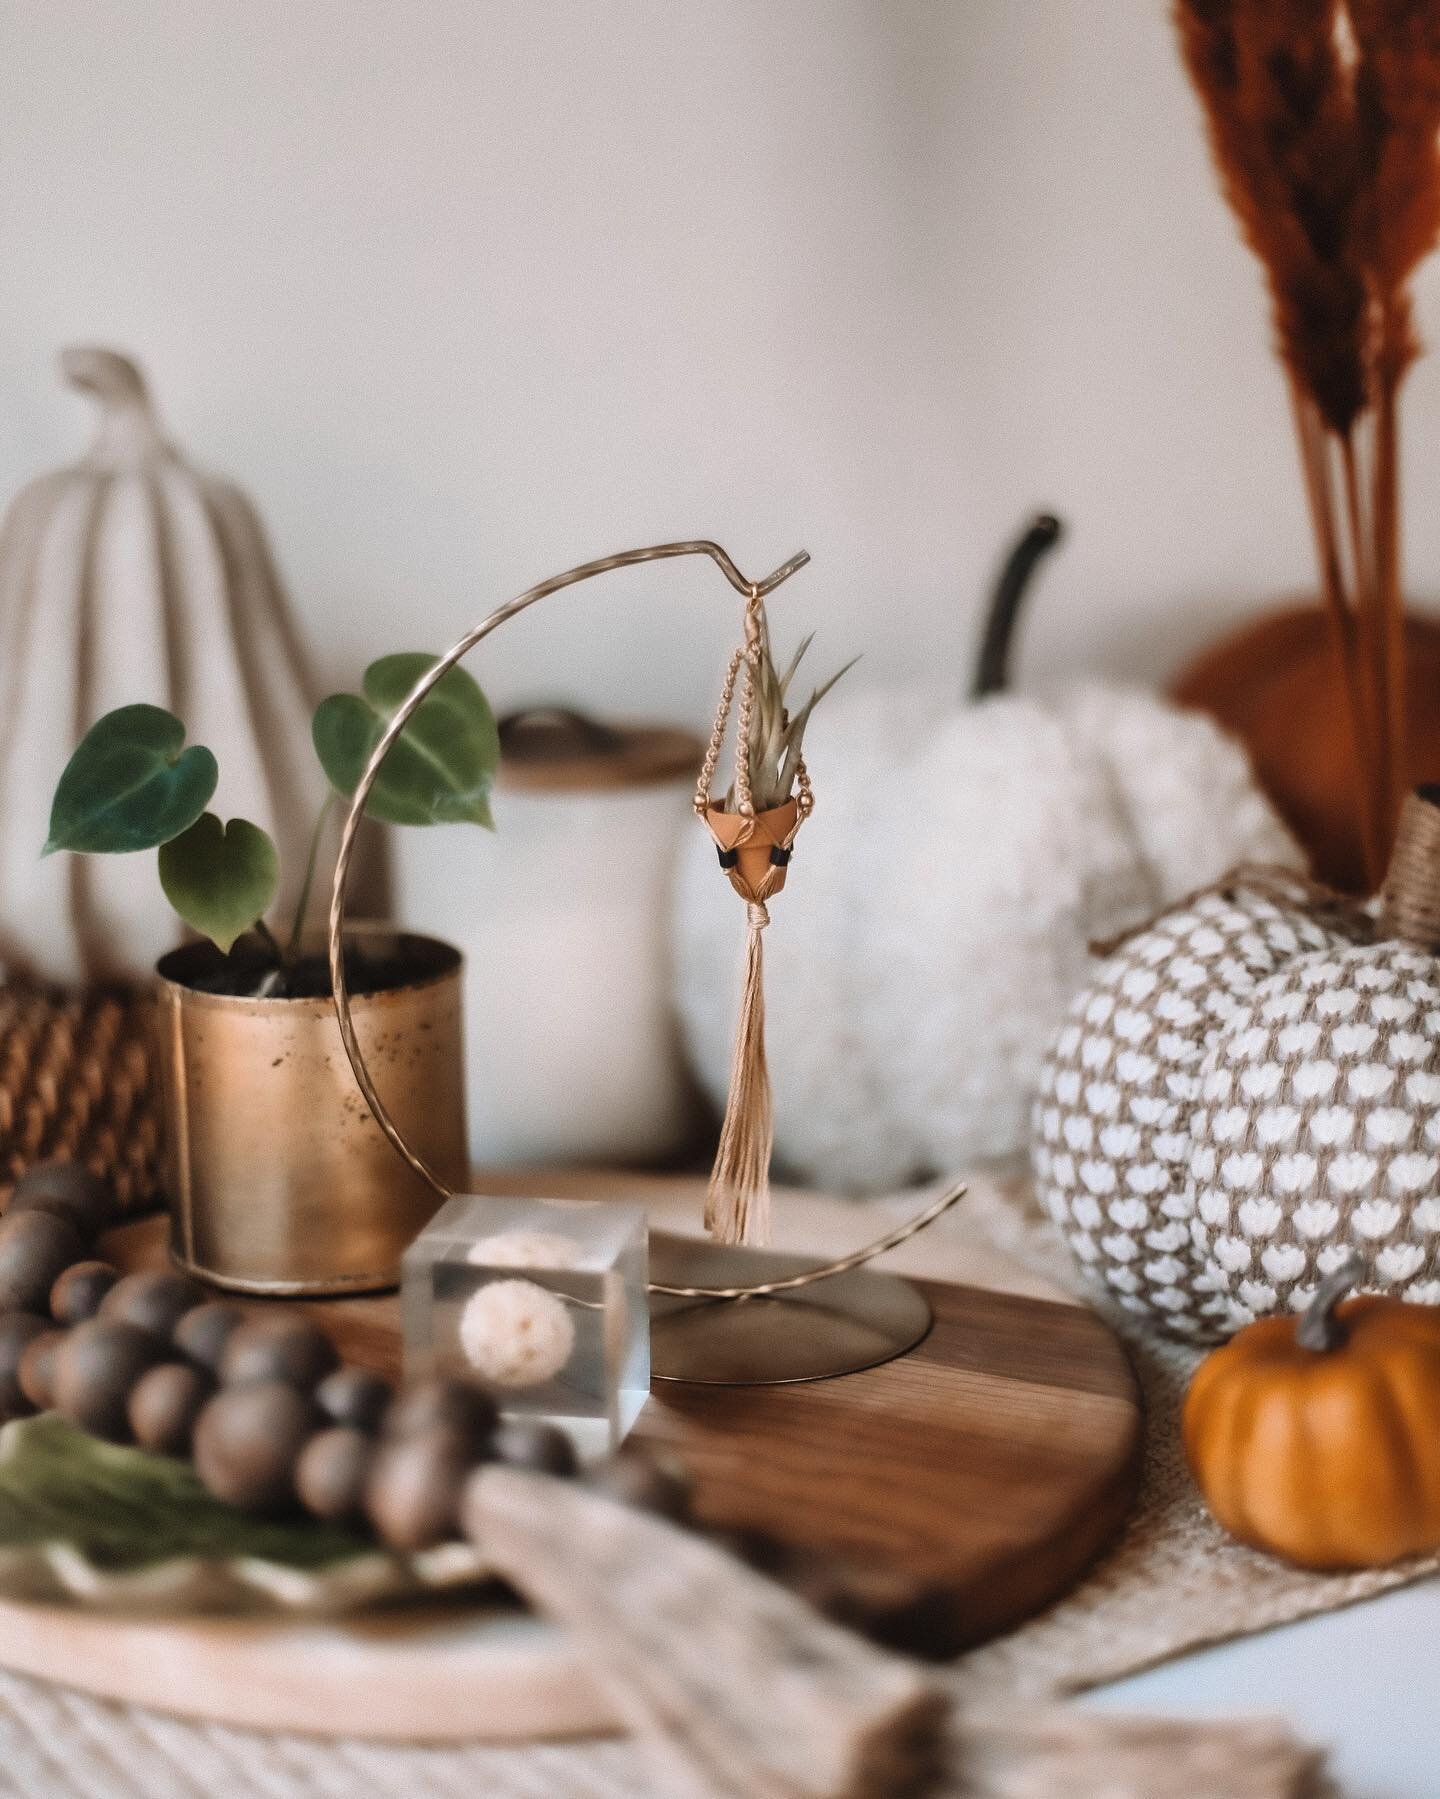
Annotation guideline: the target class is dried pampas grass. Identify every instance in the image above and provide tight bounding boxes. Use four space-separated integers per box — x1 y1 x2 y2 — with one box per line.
1176 0 1440 886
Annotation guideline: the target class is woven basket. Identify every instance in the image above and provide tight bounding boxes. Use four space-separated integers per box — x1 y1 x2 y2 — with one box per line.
0 980 162 1218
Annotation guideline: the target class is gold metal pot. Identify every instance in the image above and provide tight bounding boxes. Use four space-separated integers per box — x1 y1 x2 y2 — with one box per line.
155 927 467 1296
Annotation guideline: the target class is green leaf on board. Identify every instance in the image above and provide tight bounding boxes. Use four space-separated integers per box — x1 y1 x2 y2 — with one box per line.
0 1414 368 1573
44 705 218 856
158 812 279 954
312 653 498 829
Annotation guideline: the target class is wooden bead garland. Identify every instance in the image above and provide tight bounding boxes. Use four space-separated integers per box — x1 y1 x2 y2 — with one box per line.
0 1158 934 1647
0 1158 585 1553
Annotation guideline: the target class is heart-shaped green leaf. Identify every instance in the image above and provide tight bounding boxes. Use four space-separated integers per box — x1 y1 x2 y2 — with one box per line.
313 653 498 828
44 705 218 855
158 812 279 953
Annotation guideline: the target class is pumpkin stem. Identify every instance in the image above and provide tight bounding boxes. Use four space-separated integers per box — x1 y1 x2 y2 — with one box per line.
1295 1254 1365 1352
970 512 1064 700
1379 786 1440 948
60 346 162 469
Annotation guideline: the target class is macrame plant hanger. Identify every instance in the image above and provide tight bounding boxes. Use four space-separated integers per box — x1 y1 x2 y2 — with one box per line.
693 584 813 1247
327 541 964 1385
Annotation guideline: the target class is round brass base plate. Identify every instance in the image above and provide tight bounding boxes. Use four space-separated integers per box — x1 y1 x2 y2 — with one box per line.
647 1233 933 1384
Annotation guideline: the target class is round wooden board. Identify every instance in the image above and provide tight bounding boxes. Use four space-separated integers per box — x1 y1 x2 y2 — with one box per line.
0 1173 1142 1743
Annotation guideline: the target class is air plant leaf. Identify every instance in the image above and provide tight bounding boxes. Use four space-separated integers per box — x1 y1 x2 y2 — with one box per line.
43 705 218 856
158 812 279 954
733 629 858 813
313 653 499 828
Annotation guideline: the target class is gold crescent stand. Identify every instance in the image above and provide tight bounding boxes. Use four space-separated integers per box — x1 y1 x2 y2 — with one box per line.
326 540 964 1383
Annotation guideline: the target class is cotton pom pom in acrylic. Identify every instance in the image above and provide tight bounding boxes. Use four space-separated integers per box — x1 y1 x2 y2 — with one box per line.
459 1279 577 1387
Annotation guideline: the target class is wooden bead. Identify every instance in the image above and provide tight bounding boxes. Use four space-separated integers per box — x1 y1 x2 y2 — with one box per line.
9 1161 111 1239
587 1452 691 1521
17 1328 65 1412
315 1366 392 1433
49 1260 119 1327
0 1314 52 1418
382 1377 497 1453
0 1210 85 1315
173 1302 247 1373
192 1381 320 1513
128 1363 214 1457
53 1320 168 1441
491 1418 578 1478
296 1426 375 1522
366 1426 472 1552
100 1271 207 1339
220 1316 339 1391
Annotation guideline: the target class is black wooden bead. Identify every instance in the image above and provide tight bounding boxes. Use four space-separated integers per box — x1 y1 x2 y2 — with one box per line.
586 1452 691 1521
0 1314 52 1418
52 1319 168 1441
382 1377 497 1453
128 1362 214 1456
192 1381 321 1513
100 1271 207 1339
50 1260 119 1327
315 1366 392 1433
9 1161 112 1240
16 1328 65 1412
0 1211 85 1315
296 1426 375 1522
173 1302 247 1373
492 1418 578 1478
220 1316 339 1391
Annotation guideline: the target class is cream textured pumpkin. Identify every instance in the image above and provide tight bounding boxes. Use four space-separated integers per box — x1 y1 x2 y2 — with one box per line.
1034 792 1440 1340
0 349 318 985
673 518 1300 1193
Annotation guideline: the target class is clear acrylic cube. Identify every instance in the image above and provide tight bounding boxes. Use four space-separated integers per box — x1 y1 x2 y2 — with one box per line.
401 1194 650 1458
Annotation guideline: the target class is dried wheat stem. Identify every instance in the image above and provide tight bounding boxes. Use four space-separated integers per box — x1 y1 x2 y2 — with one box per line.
1290 385 1384 883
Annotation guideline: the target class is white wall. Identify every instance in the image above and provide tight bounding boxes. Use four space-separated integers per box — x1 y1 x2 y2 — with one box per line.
4 0 1440 729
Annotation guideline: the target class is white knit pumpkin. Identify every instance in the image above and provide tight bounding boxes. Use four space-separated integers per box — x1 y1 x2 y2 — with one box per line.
0 349 318 985
672 520 1301 1194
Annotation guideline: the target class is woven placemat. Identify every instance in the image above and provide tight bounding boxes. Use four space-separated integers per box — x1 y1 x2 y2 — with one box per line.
0 981 161 1218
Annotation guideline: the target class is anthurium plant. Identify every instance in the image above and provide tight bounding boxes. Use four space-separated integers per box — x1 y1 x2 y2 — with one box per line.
44 654 498 993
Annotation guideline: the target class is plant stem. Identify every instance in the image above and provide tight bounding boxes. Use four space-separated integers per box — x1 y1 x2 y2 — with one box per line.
253 917 286 965
1290 387 1383 886
1372 343 1408 846
285 792 335 964
1340 428 1389 871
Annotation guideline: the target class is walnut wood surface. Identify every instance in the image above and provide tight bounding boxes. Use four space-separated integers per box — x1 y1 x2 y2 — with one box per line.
105 1187 1143 1659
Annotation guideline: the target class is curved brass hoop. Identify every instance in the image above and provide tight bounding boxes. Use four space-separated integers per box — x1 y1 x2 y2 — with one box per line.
326 539 964 1297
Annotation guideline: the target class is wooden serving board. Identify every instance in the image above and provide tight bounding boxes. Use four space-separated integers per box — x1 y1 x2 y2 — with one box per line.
0 1174 1143 1741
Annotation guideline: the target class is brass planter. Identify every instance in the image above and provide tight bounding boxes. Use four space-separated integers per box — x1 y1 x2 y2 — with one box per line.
155 928 467 1296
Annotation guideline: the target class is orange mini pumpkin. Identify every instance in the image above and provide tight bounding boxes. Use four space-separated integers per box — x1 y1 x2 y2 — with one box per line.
1183 1258 1440 1569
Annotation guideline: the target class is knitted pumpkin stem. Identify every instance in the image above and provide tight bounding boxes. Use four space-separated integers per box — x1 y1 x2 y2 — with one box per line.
1295 1255 1364 1353
1379 786 1440 948
970 512 1063 700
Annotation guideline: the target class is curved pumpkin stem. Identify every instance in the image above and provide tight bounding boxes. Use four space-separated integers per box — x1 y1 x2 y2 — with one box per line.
970 512 1064 700
60 346 162 469
1295 1254 1365 1352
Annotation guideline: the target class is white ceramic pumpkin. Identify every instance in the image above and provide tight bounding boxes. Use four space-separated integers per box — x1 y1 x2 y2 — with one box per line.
673 518 1301 1194
0 348 318 985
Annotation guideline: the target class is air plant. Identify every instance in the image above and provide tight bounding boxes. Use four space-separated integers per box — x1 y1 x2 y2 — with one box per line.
727 623 858 814
1175 0 1440 884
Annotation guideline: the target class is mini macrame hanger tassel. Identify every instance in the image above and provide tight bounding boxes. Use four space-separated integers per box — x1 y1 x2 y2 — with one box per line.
695 591 812 1247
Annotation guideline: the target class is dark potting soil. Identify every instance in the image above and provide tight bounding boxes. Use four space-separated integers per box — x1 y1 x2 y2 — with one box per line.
157 934 458 1000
